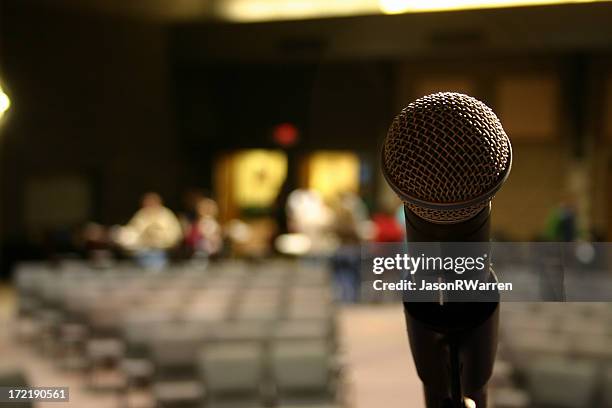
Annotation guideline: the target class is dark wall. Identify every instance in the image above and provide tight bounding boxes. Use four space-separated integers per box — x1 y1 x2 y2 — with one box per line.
173 60 393 172
0 2 182 240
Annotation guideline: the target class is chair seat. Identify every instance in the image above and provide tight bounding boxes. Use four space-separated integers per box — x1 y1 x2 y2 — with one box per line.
524 357 597 408
603 365 612 407
274 321 330 341
277 403 338 408
491 387 530 408
205 400 266 408
60 323 88 343
573 335 612 360
154 380 205 402
122 358 155 380
89 368 127 390
87 338 125 361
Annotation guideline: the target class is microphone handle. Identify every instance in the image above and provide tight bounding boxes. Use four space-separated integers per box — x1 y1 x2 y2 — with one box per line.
403 205 499 408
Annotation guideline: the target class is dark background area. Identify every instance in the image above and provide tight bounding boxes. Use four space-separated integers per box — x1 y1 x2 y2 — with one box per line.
2 0 612 277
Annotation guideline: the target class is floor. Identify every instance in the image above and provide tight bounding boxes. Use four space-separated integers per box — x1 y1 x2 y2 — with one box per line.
339 305 424 408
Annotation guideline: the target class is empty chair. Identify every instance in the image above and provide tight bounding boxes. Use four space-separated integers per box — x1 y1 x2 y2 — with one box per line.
34 309 64 356
14 264 47 318
187 288 234 320
85 299 127 389
502 330 571 369
566 302 610 318
290 288 333 304
86 338 126 390
63 285 100 323
603 365 612 408
287 300 333 321
151 324 207 372
0 369 33 408
500 303 538 315
273 320 332 342
153 382 204 408
120 311 172 402
294 265 330 287
183 304 230 323
40 278 71 310
489 360 515 388
209 322 271 344
151 324 206 408
236 300 280 322
501 313 558 334
16 296 41 319
491 387 530 408
271 339 339 408
14 262 46 293
560 316 609 338
249 269 289 289
25 269 54 301
143 289 188 316
121 357 156 404
122 311 173 358
198 341 265 408
572 334 612 362
523 357 597 408
57 322 89 371
88 301 125 338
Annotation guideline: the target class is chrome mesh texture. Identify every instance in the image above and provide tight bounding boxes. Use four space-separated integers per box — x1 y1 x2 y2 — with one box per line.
382 92 511 223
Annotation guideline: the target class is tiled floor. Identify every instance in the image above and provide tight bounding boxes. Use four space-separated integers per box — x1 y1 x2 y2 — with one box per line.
0 284 423 408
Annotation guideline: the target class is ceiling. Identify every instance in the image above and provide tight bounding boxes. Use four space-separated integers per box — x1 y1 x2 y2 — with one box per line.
20 0 612 23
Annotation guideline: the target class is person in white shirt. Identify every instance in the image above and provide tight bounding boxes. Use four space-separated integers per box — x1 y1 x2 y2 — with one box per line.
116 192 182 270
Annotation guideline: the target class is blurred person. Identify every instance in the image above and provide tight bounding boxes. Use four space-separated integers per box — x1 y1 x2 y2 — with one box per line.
79 222 114 267
42 226 80 262
538 196 578 300
115 192 182 270
373 205 405 242
180 188 207 225
273 179 292 237
544 197 577 242
185 197 223 259
330 198 362 303
286 189 336 256
338 191 372 240
338 191 369 225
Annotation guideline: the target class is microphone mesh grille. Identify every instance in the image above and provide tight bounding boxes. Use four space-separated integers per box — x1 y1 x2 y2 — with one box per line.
383 92 511 223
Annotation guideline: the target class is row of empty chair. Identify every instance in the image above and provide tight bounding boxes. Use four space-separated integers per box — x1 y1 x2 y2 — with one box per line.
13 259 343 408
499 302 612 408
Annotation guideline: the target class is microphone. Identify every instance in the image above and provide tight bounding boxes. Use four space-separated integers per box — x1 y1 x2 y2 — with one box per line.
381 92 512 408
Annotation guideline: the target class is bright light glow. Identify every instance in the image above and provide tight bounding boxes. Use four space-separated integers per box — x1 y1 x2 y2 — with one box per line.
0 85 9 117
308 151 360 199
219 0 603 21
275 233 312 255
220 0 378 22
379 0 598 14
464 399 477 408
232 149 287 208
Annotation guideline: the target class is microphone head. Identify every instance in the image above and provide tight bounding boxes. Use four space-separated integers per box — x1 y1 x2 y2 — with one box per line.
382 92 512 224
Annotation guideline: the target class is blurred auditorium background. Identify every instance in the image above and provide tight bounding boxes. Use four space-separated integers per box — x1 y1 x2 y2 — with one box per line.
1 0 612 407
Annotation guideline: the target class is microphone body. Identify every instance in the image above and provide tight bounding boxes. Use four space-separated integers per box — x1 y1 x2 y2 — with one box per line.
403 205 498 407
